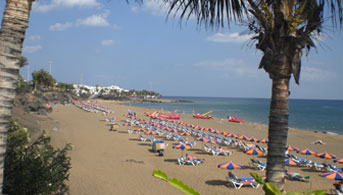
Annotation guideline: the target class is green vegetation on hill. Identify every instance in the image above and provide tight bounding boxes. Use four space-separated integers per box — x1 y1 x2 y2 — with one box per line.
32 69 56 90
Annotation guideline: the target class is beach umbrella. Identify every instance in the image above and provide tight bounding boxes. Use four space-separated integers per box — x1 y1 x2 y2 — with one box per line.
259 138 268 144
334 158 343 164
173 143 191 156
221 131 228 136
246 143 255 148
180 132 191 136
207 139 220 144
228 133 239 138
136 128 147 132
316 152 337 160
173 143 192 150
299 148 317 156
238 135 250 141
249 137 259 143
217 161 243 170
195 137 210 142
145 131 157 135
245 148 264 156
320 172 343 180
286 145 300 152
285 158 301 166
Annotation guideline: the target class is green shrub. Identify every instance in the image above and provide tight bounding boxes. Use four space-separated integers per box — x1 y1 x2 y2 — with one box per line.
3 121 72 195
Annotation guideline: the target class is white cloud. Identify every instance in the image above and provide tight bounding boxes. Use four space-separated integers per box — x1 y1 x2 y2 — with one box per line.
33 0 100 13
301 66 334 82
206 33 253 43
101 40 114 46
49 22 73 31
76 11 110 27
194 58 261 78
29 35 41 41
23 45 42 53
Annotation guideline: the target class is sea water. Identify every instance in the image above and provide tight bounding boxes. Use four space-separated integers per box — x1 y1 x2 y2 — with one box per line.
127 97 343 135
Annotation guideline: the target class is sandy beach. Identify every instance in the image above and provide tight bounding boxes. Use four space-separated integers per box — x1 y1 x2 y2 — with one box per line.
12 99 343 195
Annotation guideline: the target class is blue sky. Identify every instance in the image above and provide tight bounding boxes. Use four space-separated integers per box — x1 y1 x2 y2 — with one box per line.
1 0 342 99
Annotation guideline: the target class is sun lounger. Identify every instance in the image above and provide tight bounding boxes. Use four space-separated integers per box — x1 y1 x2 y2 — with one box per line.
128 129 139 134
227 177 259 189
228 172 255 181
223 138 232 146
284 170 309 182
211 148 232 156
324 164 343 173
203 144 212 153
255 145 267 155
312 163 324 171
296 158 311 165
139 135 155 142
249 159 266 171
187 141 196 147
226 172 260 189
165 133 174 140
177 157 204 166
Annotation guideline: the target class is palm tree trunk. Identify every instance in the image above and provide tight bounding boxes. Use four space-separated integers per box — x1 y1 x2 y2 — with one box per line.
0 0 34 191
266 77 290 191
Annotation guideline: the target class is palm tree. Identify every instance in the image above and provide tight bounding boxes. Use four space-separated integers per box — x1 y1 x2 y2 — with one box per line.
0 0 35 190
164 0 342 191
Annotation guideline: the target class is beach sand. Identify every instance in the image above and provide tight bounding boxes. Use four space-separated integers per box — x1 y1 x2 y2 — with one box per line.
12 99 343 195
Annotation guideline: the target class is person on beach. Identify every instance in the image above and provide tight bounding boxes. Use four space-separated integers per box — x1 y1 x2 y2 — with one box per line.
185 153 194 161
312 140 325 145
334 181 343 193
185 153 204 162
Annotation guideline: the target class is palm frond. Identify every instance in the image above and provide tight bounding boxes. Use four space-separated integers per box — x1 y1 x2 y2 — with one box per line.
164 0 248 28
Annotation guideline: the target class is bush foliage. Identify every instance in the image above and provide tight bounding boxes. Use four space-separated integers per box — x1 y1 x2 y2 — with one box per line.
3 122 72 195
32 69 56 90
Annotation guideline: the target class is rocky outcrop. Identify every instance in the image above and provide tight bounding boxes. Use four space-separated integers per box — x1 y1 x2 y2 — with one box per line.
14 91 75 115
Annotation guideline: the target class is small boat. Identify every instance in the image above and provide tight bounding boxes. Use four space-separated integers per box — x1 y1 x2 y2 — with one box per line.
151 113 181 120
228 116 245 123
193 114 213 119
168 114 181 120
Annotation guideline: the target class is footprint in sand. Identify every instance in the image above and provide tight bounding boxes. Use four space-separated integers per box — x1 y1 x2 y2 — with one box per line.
125 159 145 164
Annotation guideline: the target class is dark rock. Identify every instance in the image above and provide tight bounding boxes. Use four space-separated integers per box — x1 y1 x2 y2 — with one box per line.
28 101 41 112
38 109 48 115
15 91 73 116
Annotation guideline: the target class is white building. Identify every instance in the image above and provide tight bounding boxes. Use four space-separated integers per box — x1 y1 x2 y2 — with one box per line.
73 84 129 96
